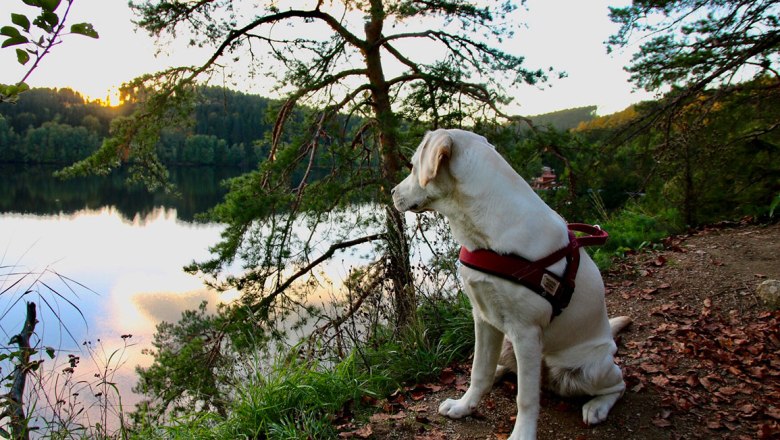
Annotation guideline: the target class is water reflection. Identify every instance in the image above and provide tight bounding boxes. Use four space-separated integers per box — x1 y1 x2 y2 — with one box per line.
0 164 246 222
0 205 231 417
0 164 389 425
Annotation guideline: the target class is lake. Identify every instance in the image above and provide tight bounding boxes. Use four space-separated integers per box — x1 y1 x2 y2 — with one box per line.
0 163 403 427
0 164 249 418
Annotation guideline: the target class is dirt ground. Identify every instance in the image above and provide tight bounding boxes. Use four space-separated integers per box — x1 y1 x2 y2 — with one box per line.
341 221 780 440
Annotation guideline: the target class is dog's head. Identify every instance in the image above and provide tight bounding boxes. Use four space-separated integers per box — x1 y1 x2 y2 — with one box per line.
391 129 459 213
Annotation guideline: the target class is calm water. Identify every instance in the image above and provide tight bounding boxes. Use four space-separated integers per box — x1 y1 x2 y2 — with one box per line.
0 164 246 413
0 163 389 422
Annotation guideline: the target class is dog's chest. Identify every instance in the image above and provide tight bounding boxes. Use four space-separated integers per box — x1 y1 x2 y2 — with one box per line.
460 264 555 333
461 268 522 331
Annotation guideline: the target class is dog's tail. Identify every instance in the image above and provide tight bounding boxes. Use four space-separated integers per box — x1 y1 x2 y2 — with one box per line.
609 316 632 338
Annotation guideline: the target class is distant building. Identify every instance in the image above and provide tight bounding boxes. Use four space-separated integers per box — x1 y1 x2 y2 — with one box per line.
531 166 557 190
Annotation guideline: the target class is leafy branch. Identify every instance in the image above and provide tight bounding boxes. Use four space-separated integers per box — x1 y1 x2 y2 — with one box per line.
1 0 98 103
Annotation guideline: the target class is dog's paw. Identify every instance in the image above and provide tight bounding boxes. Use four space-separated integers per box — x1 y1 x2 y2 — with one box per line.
438 398 476 419
581 395 614 425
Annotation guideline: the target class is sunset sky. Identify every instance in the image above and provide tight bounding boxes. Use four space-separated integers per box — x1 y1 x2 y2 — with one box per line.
0 0 656 115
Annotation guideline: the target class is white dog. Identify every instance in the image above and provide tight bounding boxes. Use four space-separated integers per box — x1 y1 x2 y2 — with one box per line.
392 129 631 440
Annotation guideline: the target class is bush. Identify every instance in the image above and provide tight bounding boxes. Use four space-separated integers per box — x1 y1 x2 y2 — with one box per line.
591 204 683 270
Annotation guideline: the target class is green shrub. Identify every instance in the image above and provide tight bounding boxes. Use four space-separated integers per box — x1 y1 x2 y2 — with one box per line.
591 204 683 270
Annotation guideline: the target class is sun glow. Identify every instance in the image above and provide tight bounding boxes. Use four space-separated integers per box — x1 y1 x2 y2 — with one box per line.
100 87 124 107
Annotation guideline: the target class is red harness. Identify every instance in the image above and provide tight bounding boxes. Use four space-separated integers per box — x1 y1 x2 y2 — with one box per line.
458 223 608 318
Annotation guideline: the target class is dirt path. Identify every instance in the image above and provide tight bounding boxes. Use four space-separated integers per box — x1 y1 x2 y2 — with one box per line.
343 222 780 440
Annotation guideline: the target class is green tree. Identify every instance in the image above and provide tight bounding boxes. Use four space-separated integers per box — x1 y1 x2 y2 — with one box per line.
607 0 780 224
609 0 779 96
21 121 100 163
66 0 548 338
1 0 98 102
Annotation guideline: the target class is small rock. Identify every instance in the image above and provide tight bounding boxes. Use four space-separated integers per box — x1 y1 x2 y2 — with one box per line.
757 279 780 310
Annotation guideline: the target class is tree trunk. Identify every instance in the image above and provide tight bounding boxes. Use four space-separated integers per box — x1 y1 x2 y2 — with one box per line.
364 0 415 330
6 302 36 440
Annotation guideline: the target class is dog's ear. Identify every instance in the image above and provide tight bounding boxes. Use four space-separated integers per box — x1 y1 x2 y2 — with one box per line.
418 131 452 187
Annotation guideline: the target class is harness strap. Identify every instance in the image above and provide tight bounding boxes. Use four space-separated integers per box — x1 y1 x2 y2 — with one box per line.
458 223 608 318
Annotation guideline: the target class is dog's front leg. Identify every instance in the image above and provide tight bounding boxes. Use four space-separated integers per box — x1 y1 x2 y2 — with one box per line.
439 314 502 419
507 327 542 440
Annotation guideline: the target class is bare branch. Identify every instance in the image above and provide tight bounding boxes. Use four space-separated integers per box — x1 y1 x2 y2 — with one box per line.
249 234 386 316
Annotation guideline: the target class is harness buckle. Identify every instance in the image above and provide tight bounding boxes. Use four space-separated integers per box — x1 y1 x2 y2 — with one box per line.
541 273 561 296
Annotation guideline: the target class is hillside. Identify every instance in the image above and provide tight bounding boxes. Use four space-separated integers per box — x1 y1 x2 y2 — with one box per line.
528 105 598 131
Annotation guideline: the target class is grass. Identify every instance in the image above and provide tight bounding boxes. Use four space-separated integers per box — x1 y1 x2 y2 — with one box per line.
590 203 683 270
129 292 475 440
359 293 474 387
133 354 374 439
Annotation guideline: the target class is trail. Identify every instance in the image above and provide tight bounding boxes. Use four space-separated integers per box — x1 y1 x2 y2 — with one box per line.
342 222 780 440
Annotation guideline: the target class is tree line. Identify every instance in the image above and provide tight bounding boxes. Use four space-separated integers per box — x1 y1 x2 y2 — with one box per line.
0 86 598 169
0 87 292 167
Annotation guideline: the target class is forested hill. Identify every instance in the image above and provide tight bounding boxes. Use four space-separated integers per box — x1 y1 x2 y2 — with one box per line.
0 87 281 167
0 87 601 167
528 105 598 130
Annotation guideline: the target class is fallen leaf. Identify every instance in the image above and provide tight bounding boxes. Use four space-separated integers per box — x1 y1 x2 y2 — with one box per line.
739 403 758 417
652 376 670 387
652 417 672 428
439 369 456 385
339 424 373 439
361 395 379 406
370 411 407 423
410 390 426 401
718 386 738 396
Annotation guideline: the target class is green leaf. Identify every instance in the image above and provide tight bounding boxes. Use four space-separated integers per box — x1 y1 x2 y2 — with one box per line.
22 0 42 7
33 11 58 32
11 13 31 32
0 26 21 38
45 346 56 359
16 48 30 65
70 22 98 39
2 35 28 48
40 0 61 13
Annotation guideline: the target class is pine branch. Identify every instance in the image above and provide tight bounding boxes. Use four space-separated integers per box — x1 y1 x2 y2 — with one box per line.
249 234 386 316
